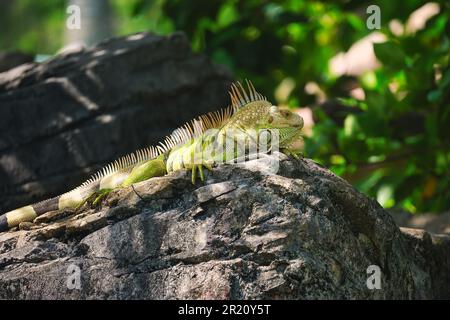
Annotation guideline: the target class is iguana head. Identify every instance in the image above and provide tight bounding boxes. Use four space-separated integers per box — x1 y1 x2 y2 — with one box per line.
225 83 303 127
223 81 304 151
258 104 304 150
264 105 304 129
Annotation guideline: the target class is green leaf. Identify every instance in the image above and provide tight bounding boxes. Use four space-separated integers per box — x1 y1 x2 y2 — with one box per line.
373 41 407 68
427 90 441 103
217 3 239 28
344 114 360 137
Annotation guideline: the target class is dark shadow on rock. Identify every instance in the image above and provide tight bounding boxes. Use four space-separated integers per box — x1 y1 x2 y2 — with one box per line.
0 52 34 73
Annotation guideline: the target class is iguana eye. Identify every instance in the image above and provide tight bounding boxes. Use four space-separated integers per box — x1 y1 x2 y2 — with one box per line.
281 110 290 117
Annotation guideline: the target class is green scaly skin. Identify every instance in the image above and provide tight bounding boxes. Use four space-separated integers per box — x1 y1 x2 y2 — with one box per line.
0 81 304 232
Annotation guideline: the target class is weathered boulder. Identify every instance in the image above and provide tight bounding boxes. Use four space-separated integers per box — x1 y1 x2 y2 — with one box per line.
0 51 34 73
0 32 232 213
0 154 448 299
391 210 450 234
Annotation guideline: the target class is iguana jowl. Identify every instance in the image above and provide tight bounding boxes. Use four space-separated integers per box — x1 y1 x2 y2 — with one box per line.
0 81 304 232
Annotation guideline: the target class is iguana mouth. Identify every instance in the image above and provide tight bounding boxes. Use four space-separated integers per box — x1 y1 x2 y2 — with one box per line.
278 122 303 128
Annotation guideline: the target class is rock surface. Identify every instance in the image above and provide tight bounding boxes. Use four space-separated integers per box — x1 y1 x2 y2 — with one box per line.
0 51 34 73
391 210 450 234
0 32 232 213
0 154 448 299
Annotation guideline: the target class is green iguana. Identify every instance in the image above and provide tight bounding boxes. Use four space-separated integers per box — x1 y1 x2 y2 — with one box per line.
0 81 304 232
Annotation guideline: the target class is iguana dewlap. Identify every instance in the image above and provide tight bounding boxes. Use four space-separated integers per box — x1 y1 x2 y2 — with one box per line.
0 81 304 232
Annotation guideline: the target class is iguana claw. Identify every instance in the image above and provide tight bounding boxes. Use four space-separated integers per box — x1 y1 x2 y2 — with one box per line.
191 161 213 184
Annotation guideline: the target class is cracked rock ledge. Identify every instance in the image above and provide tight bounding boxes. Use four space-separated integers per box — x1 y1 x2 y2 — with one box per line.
0 153 449 299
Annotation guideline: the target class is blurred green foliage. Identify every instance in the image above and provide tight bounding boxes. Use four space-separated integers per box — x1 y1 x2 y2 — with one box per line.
0 0 449 213
0 0 65 53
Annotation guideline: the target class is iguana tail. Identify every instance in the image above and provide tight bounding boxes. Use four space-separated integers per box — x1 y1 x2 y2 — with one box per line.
0 179 101 232
0 147 165 232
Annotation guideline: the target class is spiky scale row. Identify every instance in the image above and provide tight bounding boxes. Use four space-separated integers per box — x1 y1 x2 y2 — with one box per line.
79 146 161 188
229 80 266 108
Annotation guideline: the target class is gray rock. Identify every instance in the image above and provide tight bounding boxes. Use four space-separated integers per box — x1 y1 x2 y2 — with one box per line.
0 51 34 73
391 210 450 234
0 154 448 299
0 32 232 213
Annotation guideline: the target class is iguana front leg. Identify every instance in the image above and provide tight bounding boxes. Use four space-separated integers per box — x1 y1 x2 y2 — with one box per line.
191 161 213 184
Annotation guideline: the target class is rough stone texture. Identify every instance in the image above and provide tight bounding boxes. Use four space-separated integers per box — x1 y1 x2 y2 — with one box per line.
391 210 450 234
0 52 34 73
0 154 448 299
0 32 232 213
